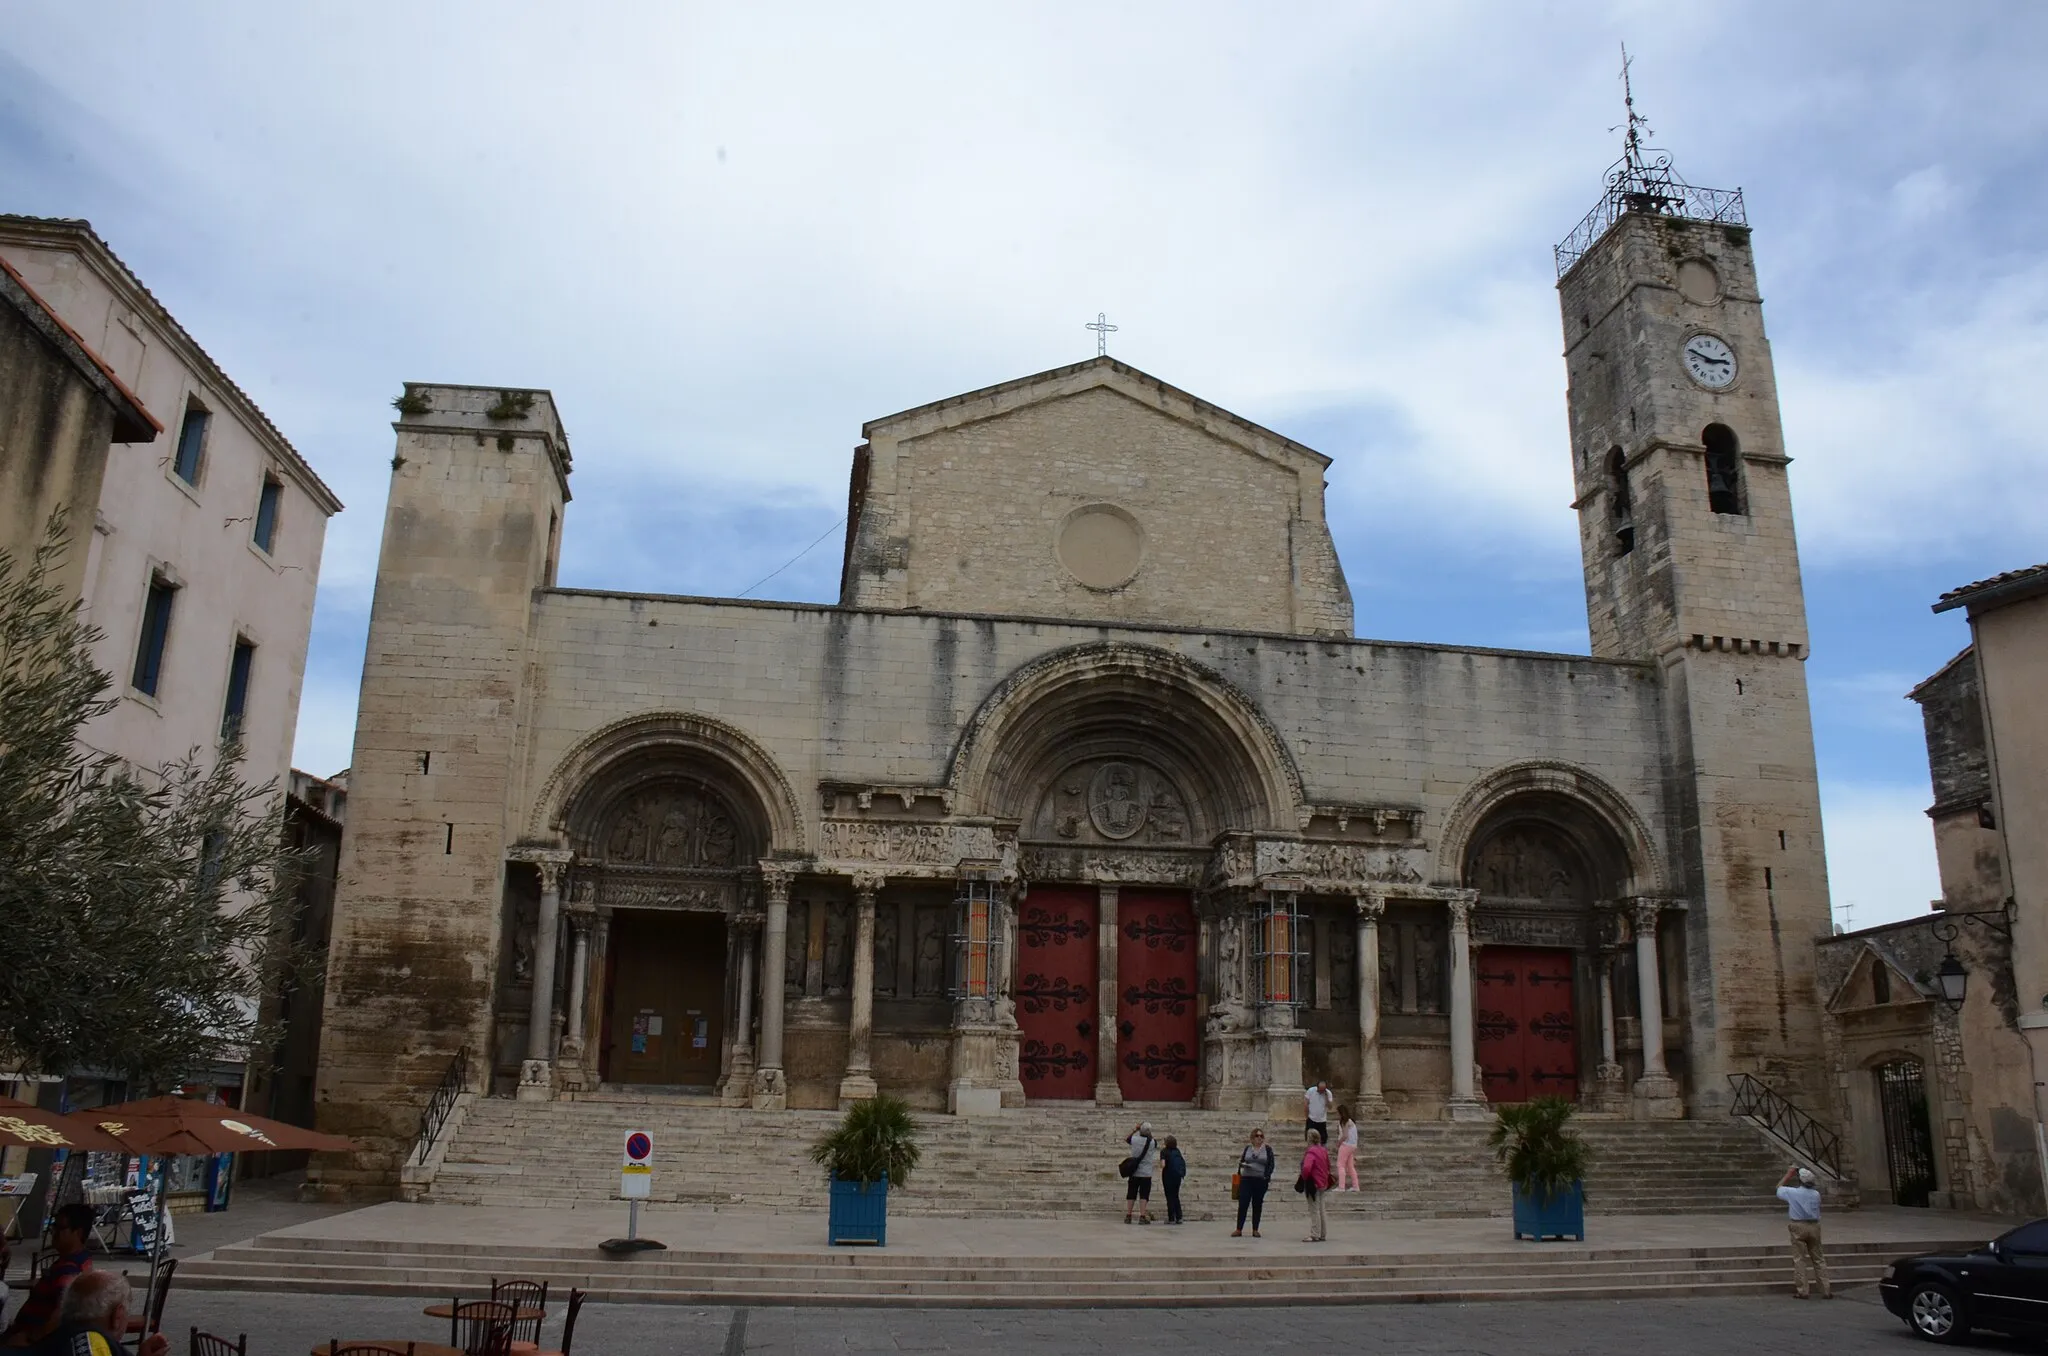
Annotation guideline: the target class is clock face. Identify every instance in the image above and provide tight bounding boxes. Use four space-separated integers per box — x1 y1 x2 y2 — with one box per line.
1682 333 1737 389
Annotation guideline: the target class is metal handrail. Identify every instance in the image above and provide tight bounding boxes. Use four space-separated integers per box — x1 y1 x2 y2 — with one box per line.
1727 1072 1843 1179
414 1046 470 1163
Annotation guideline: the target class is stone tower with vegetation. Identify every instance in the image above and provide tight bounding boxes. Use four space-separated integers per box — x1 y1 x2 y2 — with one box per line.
311 385 569 1192
1554 108 1834 1110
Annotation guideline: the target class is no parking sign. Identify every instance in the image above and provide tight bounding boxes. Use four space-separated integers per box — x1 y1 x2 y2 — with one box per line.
621 1130 653 1200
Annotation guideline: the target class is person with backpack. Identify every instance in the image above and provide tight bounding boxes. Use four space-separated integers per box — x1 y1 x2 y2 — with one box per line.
1121 1120 1158 1224
1298 1127 1332 1242
1232 1127 1276 1238
1160 1136 1188 1225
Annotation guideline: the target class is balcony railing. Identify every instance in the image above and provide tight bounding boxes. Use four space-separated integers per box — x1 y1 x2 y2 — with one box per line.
1555 151 1746 277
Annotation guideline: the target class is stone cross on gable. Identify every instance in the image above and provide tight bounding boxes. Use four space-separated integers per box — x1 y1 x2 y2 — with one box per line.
1085 311 1118 357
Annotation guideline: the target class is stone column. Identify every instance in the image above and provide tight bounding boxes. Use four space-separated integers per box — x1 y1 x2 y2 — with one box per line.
1444 890 1487 1121
840 872 882 1104
517 853 572 1102
1353 892 1391 1118
1595 947 1626 1111
725 913 759 1104
752 866 792 1110
1631 898 1682 1117
561 908 593 1056
1094 883 1123 1106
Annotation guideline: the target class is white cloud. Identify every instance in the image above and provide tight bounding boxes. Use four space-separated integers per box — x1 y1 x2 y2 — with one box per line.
1819 780 1942 931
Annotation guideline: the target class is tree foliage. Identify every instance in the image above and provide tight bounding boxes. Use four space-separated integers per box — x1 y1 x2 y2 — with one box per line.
0 517 311 1088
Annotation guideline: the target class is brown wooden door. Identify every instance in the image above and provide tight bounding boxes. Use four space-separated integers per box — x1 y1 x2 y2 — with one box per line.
1116 889 1199 1102
1015 885 1098 1100
604 911 726 1087
1475 946 1578 1104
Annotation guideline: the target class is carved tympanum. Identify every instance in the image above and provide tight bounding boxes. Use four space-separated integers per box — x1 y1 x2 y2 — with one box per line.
1472 826 1583 903
602 786 740 868
1031 758 1193 847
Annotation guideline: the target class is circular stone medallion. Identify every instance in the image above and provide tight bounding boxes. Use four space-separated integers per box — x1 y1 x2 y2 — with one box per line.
1088 761 1148 840
1056 503 1144 591
1676 259 1721 306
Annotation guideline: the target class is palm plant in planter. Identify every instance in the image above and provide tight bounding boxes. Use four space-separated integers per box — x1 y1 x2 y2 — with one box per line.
1489 1096 1592 1242
810 1095 921 1246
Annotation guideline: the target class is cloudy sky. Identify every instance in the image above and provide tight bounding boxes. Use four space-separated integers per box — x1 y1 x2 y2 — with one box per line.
5 3 2044 930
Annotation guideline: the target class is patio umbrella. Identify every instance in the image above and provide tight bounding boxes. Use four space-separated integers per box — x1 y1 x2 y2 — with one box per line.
88 1096 357 1324
0 1096 131 1152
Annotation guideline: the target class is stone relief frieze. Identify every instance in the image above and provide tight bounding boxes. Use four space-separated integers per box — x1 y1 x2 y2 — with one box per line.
1210 835 1428 889
817 819 1003 870
1018 845 1207 887
584 869 736 914
1473 910 1589 950
600 787 739 868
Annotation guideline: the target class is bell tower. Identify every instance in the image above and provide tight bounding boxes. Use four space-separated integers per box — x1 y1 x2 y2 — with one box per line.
1555 78 1835 1110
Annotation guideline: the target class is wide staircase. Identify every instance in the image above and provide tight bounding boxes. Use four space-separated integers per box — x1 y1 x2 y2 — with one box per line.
422 1095 1789 1220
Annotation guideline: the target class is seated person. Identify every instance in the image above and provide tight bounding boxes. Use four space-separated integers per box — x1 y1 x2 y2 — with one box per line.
0 1207 94 1348
28 1271 166 1356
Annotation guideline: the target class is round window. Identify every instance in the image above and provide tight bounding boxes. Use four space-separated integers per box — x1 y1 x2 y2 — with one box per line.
1056 503 1144 591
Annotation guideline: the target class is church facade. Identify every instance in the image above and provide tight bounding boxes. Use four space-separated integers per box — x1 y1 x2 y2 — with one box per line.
312 186 1836 1191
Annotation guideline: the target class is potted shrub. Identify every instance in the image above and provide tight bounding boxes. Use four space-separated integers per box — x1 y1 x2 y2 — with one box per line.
1489 1095 1591 1242
810 1094 921 1246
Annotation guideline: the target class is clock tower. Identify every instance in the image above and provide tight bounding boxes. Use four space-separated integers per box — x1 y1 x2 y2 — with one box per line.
1556 144 1835 1110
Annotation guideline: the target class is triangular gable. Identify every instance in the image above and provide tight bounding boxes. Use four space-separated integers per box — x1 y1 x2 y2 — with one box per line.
1826 942 1932 1014
861 355 1332 474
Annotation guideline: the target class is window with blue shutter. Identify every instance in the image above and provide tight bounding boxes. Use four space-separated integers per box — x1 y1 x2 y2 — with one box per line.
222 638 256 740
132 576 178 696
253 477 282 552
174 403 210 484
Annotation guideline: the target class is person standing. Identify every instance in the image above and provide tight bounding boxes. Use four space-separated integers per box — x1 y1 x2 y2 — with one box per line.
1776 1166 1831 1299
1300 1128 1332 1242
1122 1120 1158 1225
1335 1106 1360 1192
1303 1081 1332 1146
1160 1136 1187 1225
1232 1128 1275 1238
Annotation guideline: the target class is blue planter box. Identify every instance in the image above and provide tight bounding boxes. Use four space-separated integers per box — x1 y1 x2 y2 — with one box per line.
828 1174 889 1246
1512 1181 1585 1242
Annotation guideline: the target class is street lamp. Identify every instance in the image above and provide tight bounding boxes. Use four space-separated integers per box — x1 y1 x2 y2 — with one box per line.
1932 919 1968 1011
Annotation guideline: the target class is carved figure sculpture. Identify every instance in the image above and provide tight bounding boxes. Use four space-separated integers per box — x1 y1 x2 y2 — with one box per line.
824 899 852 993
874 907 899 998
1380 922 1403 1012
1089 761 1145 839
913 906 946 996
785 900 809 993
1413 923 1445 1013
1330 923 1355 1005
602 787 740 868
1214 913 1245 1005
1475 826 1579 902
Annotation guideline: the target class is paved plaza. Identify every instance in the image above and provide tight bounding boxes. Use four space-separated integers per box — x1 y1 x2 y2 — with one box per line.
163 1289 1990 1356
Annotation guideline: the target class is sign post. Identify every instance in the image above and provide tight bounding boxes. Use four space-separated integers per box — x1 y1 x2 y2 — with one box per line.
598 1129 666 1254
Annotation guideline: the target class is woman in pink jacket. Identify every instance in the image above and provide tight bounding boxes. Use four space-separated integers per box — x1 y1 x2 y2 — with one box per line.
1299 1128 1332 1242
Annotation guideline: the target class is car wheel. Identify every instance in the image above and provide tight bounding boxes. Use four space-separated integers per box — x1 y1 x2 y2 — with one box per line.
1906 1283 1969 1343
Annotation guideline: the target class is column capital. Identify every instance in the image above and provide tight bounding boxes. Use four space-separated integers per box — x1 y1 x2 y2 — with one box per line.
1630 896 1664 932
509 848 575 892
851 869 886 900
758 862 794 904
1355 891 1388 921
1446 889 1479 930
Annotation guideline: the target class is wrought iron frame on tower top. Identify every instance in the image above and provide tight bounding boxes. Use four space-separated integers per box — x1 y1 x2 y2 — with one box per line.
1553 46 1747 277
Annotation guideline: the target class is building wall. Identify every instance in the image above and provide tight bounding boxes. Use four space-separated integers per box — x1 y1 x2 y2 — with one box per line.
0 292 115 601
0 228 336 798
1978 592 2048 1021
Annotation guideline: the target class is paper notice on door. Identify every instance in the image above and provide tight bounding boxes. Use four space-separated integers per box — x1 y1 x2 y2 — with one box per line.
631 1034 647 1053
646 1015 663 1036
693 1017 709 1048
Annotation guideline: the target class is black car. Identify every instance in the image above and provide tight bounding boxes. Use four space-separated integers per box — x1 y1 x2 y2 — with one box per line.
1882 1219 2048 1343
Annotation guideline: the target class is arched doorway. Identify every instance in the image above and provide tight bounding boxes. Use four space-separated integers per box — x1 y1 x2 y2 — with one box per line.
1875 1058 1937 1207
1461 790 1633 1106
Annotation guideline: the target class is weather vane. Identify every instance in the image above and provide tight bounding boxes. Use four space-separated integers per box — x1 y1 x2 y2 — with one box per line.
1616 42 1653 177
1085 311 1118 357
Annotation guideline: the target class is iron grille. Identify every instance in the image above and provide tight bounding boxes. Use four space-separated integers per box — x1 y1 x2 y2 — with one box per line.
1876 1059 1937 1208
948 876 1004 1001
1554 151 1747 278
1251 889 1308 1010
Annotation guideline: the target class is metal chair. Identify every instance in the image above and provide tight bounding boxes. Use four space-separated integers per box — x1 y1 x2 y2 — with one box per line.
189 1329 247 1356
489 1278 547 1347
326 1344 414 1356
508 1287 584 1356
449 1298 517 1356
138 1257 176 1341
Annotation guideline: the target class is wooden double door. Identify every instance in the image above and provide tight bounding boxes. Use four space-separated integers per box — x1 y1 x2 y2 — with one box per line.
1015 885 1199 1103
1475 945 1579 1103
602 911 726 1087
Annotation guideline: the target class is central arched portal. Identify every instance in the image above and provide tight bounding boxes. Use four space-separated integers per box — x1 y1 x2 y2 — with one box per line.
954 644 1298 1106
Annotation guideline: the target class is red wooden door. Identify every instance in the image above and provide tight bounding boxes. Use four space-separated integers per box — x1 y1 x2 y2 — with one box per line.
1015 885 1098 1100
1116 889 1200 1102
1475 946 1579 1104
